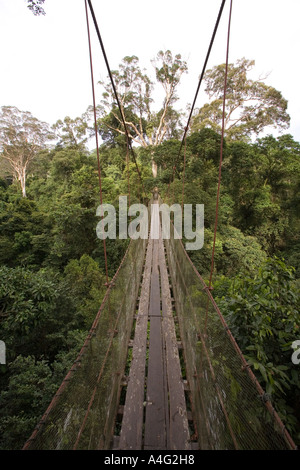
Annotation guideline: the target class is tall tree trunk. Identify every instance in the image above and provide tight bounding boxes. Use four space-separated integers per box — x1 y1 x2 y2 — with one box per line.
151 159 157 178
18 167 27 198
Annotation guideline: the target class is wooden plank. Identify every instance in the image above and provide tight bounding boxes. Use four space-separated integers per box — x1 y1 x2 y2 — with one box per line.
119 200 192 450
148 239 160 319
144 238 168 450
159 236 191 450
118 237 153 450
144 316 167 449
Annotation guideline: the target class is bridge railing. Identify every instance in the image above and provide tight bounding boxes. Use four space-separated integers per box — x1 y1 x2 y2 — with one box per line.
164 221 296 450
23 231 148 450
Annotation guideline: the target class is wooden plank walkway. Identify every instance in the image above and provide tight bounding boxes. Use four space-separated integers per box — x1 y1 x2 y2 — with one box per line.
118 202 191 450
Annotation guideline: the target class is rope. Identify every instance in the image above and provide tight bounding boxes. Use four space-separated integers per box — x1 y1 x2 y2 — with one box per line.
166 0 227 206
208 0 233 290
84 0 109 286
126 141 131 209
87 0 145 202
181 131 187 212
178 0 227 157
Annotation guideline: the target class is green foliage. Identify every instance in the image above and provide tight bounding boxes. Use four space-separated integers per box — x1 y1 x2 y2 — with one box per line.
0 329 85 450
52 116 88 148
0 106 54 197
0 356 53 450
98 51 187 149
0 265 84 362
224 135 300 254
0 56 299 449
64 255 106 329
217 225 266 275
191 58 290 141
0 266 58 338
214 257 300 436
0 196 50 268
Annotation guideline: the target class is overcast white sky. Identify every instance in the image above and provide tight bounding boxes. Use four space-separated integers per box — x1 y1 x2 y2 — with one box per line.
1 0 300 143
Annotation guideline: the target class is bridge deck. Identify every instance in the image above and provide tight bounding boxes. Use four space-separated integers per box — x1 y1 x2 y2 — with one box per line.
116 203 194 450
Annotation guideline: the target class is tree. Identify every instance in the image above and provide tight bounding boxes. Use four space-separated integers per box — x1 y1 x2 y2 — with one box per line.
191 58 290 141
97 51 188 176
0 356 54 450
0 106 54 197
52 116 88 149
223 135 300 254
64 255 107 329
0 197 50 268
26 0 46 16
214 257 300 436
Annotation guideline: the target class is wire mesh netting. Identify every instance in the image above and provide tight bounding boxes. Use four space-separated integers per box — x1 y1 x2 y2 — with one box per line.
23 234 147 450
23 200 297 451
164 222 296 450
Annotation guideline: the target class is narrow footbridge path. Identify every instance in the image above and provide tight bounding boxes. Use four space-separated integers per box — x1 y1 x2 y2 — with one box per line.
117 201 193 450
19 0 298 453
23 200 297 451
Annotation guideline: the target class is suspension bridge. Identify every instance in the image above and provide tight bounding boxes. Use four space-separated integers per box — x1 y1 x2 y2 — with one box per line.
22 0 297 451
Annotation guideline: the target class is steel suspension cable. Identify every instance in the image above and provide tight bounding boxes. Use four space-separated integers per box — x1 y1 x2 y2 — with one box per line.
126 143 131 209
178 0 226 156
181 132 187 212
87 0 144 200
208 0 233 290
85 0 109 286
166 0 227 202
